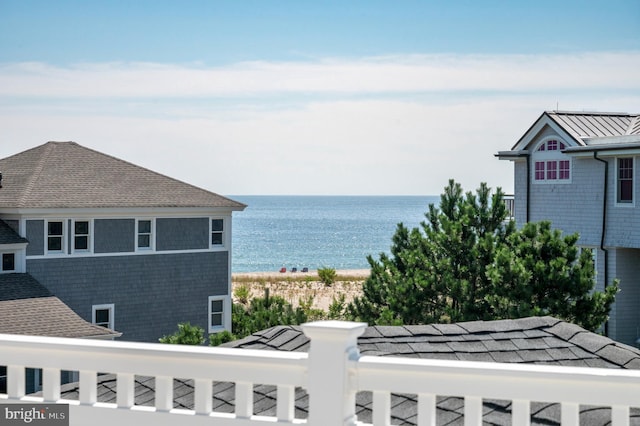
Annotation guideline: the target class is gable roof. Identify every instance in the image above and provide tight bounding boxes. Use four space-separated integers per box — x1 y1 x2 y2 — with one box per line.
0 219 27 245
0 273 120 339
58 317 640 424
0 142 246 210
504 111 640 154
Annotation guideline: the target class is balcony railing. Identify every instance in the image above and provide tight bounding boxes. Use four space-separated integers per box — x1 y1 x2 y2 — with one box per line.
1 321 640 426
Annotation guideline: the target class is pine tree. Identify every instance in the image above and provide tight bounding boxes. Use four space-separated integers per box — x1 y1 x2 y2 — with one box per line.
348 180 617 331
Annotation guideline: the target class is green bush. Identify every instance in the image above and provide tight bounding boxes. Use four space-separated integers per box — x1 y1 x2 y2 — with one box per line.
317 267 337 286
159 322 205 345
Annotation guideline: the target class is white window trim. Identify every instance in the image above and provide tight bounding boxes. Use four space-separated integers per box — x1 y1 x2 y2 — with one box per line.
0 251 16 273
532 137 572 184
135 218 155 251
208 295 231 333
92 303 115 330
615 156 635 207
45 219 66 255
71 219 93 254
210 217 227 250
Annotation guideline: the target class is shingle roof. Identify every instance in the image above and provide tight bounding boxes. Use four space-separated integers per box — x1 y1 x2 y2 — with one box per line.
0 219 27 245
58 317 640 425
0 273 120 338
0 142 246 210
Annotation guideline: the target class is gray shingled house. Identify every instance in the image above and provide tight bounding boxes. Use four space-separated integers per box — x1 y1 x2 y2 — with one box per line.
56 316 640 425
497 111 640 347
0 141 245 343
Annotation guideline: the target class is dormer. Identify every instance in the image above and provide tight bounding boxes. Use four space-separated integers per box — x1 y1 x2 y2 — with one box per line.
0 219 28 273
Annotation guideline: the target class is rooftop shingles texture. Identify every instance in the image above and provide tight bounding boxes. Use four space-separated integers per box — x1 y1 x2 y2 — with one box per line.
0 273 119 338
0 141 246 209
58 317 640 425
0 220 27 244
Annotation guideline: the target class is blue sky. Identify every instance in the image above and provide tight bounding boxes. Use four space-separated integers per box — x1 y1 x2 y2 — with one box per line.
1 1 639 195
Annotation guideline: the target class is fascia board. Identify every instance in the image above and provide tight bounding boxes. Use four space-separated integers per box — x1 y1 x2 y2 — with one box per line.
511 113 580 151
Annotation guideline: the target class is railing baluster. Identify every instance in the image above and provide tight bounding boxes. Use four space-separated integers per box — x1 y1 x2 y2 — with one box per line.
42 367 60 401
561 402 579 426
417 393 436 426
277 384 295 421
116 373 134 408
464 396 482 426
7 365 25 398
155 376 173 412
512 399 530 426
611 405 630 426
194 378 212 415
373 390 390 425
79 370 97 404
235 381 253 419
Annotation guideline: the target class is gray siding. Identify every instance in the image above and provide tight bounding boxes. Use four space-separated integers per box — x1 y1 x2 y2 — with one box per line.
26 220 44 256
609 248 640 346
94 219 135 253
26 251 229 342
156 218 209 251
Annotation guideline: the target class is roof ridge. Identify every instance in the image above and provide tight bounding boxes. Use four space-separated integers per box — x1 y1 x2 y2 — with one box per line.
18 141 56 208
67 142 246 208
547 110 638 117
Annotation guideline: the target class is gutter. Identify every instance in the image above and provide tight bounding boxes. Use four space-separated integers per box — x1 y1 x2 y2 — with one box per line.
593 151 609 336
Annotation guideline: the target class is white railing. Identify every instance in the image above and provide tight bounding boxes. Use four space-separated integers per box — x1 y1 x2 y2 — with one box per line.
1 321 640 426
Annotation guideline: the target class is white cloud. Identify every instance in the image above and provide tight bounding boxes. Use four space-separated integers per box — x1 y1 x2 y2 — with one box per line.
1 52 639 195
1 52 640 98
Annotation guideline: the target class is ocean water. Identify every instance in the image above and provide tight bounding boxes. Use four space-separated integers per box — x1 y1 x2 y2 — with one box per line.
230 195 440 273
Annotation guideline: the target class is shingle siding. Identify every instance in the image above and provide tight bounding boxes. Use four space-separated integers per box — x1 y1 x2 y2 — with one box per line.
26 251 229 342
94 219 135 253
610 248 640 345
156 218 209 251
25 220 44 256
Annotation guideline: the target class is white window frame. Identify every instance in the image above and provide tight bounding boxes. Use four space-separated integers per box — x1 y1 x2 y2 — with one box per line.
532 138 572 184
136 218 155 251
616 156 635 207
208 295 230 333
0 251 16 273
92 303 115 330
210 218 226 249
71 219 92 253
45 219 66 255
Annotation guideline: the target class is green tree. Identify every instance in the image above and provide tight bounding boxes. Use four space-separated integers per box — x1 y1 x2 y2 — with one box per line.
159 322 205 345
348 180 617 331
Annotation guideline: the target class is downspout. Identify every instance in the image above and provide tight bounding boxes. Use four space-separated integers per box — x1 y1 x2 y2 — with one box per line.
593 151 609 336
525 153 531 222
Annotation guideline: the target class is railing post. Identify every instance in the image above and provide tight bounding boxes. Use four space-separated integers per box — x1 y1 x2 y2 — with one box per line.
302 320 367 426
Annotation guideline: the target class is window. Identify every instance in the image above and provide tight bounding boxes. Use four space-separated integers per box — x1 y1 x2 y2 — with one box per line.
92 304 115 329
533 139 570 182
211 219 224 246
208 296 227 332
137 219 153 250
47 221 64 253
617 157 634 204
1 253 15 272
73 220 90 252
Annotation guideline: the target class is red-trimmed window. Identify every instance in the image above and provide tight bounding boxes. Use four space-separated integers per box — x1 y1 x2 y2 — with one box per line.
535 162 545 180
559 160 570 180
546 161 557 180
533 139 570 182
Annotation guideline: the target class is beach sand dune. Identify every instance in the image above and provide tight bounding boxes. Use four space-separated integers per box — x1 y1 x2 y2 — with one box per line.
232 269 368 311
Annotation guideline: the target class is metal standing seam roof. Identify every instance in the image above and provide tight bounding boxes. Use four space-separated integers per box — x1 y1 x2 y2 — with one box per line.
57 316 640 425
0 142 246 210
0 273 120 338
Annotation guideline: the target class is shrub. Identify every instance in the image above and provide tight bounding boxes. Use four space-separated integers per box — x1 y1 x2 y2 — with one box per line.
159 322 205 345
318 267 337 286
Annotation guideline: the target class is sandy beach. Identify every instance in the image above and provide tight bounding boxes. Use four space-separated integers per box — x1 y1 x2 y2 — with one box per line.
232 269 369 311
